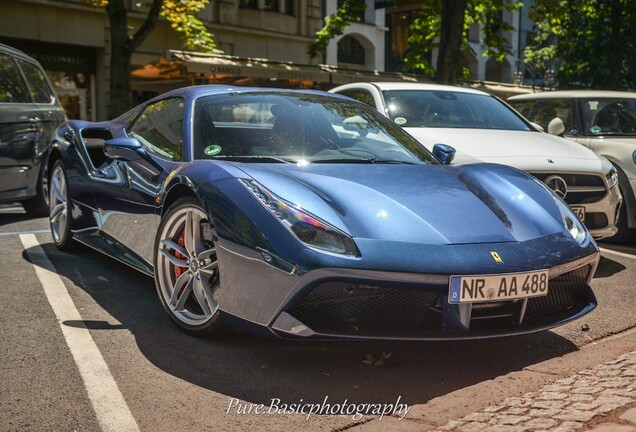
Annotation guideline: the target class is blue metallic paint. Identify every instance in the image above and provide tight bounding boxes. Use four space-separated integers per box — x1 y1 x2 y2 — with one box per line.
46 85 600 340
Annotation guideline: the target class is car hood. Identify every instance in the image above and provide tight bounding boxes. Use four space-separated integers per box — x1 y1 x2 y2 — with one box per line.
405 128 605 173
233 163 567 246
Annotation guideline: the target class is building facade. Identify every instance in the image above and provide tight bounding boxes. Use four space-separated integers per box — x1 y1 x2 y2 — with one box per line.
0 0 324 120
323 0 386 72
383 2 522 84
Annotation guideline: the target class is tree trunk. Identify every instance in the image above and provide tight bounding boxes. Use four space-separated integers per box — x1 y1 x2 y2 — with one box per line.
106 0 133 118
106 0 164 118
435 0 468 84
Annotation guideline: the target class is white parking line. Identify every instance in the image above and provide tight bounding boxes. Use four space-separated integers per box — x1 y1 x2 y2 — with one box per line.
20 234 140 432
600 247 636 260
0 229 49 236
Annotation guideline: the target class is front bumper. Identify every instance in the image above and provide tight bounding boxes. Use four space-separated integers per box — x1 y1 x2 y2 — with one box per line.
269 253 598 340
584 183 622 239
530 172 623 240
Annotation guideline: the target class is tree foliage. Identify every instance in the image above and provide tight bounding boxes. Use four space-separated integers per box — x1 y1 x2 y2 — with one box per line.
307 0 367 59
310 0 521 84
406 0 522 83
527 0 636 89
85 0 217 117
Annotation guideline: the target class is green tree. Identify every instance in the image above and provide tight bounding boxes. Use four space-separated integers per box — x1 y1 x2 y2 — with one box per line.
526 0 636 89
309 0 521 84
85 0 217 117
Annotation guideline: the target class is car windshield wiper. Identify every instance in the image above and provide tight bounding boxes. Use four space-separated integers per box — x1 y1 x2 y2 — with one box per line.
311 158 418 164
210 155 293 163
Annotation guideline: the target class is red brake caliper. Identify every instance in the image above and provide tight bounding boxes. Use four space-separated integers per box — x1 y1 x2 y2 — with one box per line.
173 230 188 282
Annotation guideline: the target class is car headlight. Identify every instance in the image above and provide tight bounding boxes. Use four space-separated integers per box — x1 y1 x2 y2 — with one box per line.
240 179 359 257
632 150 636 166
550 195 588 245
606 166 619 189
534 177 589 245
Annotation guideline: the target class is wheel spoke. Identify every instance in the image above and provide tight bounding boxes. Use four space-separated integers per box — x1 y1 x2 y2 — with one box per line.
160 249 188 267
50 203 64 223
173 276 194 312
200 260 218 273
197 248 216 260
184 210 195 255
52 175 64 203
160 238 189 259
192 276 213 317
58 211 67 232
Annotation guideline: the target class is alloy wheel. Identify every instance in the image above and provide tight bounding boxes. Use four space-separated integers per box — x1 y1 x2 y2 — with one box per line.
49 164 68 243
156 206 220 326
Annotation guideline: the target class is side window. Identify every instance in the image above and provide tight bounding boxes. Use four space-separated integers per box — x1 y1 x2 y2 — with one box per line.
128 97 184 161
15 58 55 104
523 100 576 133
0 54 29 103
338 89 376 108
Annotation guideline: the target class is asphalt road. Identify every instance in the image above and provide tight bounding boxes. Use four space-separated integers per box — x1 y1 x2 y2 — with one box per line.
1 202 635 432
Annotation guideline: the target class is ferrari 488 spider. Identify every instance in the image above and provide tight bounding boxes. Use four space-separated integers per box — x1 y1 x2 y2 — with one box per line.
47 86 599 340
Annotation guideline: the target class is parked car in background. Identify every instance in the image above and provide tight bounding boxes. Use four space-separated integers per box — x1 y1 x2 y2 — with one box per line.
0 43 65 215
509 90 636 242
330 82 623 240
46 86 600 339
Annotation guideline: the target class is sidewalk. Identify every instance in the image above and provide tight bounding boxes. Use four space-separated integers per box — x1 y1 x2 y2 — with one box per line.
345 327 636 432
433 350 636 432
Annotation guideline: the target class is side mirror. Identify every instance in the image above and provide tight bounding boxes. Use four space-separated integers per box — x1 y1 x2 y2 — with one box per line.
103 137 163 176
432 143 456 165
547 117 566 136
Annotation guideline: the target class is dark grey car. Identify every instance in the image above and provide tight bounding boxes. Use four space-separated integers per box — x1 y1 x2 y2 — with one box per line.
0 43 65 215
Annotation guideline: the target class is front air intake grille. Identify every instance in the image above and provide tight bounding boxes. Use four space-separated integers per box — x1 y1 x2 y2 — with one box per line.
531 173 607 204
289 283 442 334
525 265 591 320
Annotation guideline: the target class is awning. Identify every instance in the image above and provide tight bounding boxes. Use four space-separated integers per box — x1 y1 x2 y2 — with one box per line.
169 50 330 82
166 50 430 86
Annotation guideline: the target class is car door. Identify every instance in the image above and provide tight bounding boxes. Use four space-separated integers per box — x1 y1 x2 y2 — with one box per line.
14 57 66 192
94 97 185 266
0 53 39 199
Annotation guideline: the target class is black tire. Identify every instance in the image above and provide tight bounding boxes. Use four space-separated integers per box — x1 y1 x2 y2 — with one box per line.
604 201 636 243
153 197 226 337
22 162 49 217
49 160 74 250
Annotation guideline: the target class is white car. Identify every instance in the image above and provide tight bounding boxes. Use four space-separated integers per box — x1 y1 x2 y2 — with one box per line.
509 90 636 242
330 82 622 240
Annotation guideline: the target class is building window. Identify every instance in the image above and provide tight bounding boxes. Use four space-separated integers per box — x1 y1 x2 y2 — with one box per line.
239 0 258 8
338 36 365 65
283 0 294 15
385 9 430 72
337 0 364 22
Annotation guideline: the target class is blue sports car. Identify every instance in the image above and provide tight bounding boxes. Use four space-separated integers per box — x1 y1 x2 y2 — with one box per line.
47 85 600 340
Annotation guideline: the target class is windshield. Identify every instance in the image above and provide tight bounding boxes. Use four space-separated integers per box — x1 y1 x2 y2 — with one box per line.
193 93 438 164
382 90 532 131
581 99 636 136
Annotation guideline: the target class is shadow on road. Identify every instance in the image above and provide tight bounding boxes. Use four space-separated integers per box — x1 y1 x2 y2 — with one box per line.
24 241 580 407
594 255 626 278
0 203 31 227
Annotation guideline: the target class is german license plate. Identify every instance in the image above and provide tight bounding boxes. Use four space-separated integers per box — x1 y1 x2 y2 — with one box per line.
449 270 549 303
571 206 585 222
